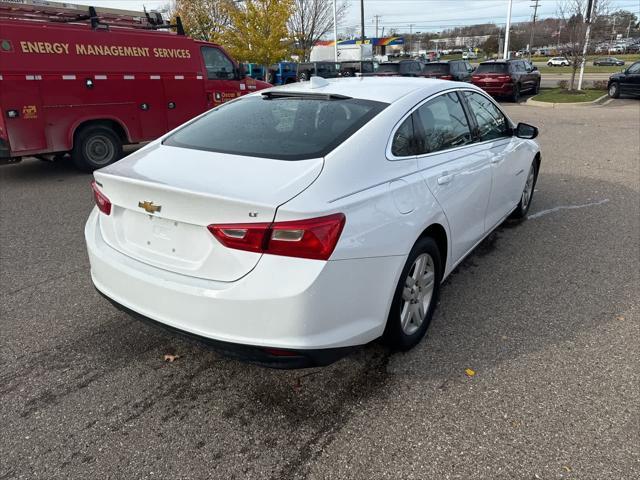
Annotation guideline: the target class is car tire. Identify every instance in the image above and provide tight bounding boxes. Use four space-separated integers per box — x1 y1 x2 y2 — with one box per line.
383 236 442 351
72 125 122 172
510 161 538 220
608 82 620 99
547 62 552 66
298 72 308 81
533 80 540 95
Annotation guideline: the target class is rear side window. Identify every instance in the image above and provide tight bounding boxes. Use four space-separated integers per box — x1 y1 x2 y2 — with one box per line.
475 63 509 74
391 115 417 157
422 64 449 74
463 92 510 142
414 92 473 154
378 64 400 73
201 47 234 80
164 95 387 160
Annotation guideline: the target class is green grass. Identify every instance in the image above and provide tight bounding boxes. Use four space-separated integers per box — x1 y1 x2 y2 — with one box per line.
539 65 624 74
532 87 606 103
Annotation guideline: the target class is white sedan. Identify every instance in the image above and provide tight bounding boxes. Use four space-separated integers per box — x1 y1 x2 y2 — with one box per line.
86 77 540 368
547 57 571 66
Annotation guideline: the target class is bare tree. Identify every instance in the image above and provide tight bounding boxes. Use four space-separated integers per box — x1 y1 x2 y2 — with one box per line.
557 0 609 90
288 0 348 61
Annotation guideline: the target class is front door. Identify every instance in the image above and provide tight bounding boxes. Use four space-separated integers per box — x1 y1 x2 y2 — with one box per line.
414 91 493 263
622 62 640 95
199 46 244 108
462 91 530 229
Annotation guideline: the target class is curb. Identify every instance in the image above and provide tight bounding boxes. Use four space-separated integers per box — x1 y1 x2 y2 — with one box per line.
525 93 608 108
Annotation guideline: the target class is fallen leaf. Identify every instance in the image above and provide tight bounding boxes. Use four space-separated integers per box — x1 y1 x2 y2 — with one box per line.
562 466 572 473
616 315 625 321
163 354 180 362
465 368 476 377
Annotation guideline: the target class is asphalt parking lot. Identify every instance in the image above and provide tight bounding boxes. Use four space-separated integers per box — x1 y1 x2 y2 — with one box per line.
1 99 639 479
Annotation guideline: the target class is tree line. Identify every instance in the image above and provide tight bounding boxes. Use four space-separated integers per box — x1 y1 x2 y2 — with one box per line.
171 0 347 66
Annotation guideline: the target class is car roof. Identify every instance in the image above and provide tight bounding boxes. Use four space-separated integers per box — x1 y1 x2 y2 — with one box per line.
258 77 462 104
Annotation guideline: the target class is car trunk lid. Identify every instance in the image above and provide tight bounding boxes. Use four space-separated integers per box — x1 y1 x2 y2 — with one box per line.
94 143 323 282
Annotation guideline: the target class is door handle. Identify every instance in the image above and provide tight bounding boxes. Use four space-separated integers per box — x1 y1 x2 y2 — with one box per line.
490 155 504 164
437 173 454 185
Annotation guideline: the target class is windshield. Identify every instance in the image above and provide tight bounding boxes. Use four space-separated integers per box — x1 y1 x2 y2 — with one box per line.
163 95 388 160
422 64 449 74
475 63 509 74
377 63 400 73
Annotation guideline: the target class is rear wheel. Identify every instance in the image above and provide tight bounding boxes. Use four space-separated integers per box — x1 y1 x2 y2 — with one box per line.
608 82 620 98
383 237 442 351
72 125 122 172
533 80 540 95
298 72 309 81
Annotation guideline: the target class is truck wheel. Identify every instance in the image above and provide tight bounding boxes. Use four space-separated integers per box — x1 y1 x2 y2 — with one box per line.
72 125 122 172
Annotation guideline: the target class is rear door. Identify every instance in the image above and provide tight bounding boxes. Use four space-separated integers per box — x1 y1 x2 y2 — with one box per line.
414 91 493 263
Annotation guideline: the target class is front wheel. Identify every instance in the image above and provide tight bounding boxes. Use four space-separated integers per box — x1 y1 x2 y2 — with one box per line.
533 80 540 95
511 84 521 102
608 82 620 98
298 72 309 81
510 161 538 220
383 237 442 351
72 125 122 172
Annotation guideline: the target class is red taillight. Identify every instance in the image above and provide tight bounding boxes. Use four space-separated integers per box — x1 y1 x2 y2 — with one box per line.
439 75 454 80
496 75 513 82
208 213 346 261
91 180 111 215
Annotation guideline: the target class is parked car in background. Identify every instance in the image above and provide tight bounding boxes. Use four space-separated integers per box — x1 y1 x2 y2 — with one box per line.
86 77 541 367
421 60 474 82
372 60 424 77
594 57 625 66
297 62 341 81
339 60 376 77
268 62 297 85
607 61 640 98
547 57 571 66
244 63 266 81
462 51 478 60
471 59 540 102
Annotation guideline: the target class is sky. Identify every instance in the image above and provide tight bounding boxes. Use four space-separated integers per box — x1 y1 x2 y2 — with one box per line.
89 0 640 36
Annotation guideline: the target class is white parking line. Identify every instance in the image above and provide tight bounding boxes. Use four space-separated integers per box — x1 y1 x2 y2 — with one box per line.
528 199 610 219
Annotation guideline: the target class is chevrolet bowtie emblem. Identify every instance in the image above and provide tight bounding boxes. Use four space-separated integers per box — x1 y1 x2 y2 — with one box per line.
138 201 161 214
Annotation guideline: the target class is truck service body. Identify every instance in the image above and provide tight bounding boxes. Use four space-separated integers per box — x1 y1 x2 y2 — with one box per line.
0 1 270 170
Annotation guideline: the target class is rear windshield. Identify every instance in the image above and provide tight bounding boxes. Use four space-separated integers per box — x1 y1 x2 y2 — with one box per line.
475 63 509 74
422 63 450 74
163 95 388 160
377 63 400 73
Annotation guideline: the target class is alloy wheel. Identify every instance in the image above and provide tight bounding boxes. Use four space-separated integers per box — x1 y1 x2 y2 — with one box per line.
400 253 435 335
522 164 535 211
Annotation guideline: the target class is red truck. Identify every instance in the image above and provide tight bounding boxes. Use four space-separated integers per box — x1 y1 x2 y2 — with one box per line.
0 1 270 171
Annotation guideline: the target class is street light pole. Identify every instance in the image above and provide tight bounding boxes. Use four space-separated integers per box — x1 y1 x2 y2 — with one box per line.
360 0 365 43
333 0 338 62
503 0 513 59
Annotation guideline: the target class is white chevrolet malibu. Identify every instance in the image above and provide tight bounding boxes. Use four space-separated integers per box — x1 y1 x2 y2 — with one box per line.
86 77 540 368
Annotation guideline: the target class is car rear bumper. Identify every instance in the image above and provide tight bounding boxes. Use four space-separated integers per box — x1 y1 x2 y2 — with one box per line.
85 209 404 364
472 82 514 95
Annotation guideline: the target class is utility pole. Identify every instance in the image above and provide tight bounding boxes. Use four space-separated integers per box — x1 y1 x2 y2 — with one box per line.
360 0 365 43
528 0 540 60
374 14 381 38
333 0 338 62
577 0 595 91
409 23 414 56
503 0 513 59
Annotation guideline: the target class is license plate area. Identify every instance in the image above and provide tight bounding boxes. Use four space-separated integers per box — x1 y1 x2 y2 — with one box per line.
117 209 212 268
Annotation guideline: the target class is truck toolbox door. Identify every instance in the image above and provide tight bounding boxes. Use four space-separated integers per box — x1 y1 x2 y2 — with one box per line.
1 76 47 155
164 74 206 130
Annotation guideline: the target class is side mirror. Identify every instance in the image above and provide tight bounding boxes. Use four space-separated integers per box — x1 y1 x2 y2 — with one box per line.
515 122 538 139
531 65 538 71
